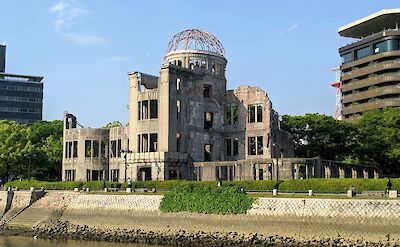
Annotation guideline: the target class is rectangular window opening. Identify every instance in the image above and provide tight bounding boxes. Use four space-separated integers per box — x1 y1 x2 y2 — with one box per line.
204 112 213 130
150 133 158 152
204 144 212 162
93 140 99 158
85 140 92 158
203 85 211 98
150 100 158 119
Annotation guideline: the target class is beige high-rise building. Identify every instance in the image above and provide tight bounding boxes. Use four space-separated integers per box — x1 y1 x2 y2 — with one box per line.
62 29 294 182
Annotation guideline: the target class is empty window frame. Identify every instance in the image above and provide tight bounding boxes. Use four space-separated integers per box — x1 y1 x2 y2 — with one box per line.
93 140 99 158
150 100 158 119
177 100 181 119
248 104 263 123
204 112 213 130
141 100 149 119
117 139 122 157
100 140 107 158
110 140 117 158
150 133 158 152
204 144 212 161
73 141 78 158
225 106 238 125
176 78 181 91
248 136 263 155
176 133 181 152
225 137 239 157
85 140 92 158
111 169 119 182
203 85 211 98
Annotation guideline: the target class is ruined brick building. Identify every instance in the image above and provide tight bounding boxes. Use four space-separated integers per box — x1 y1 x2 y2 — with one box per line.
62 29 296 182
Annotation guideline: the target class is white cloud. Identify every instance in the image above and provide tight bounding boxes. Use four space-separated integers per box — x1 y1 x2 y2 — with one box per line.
49 0 103 45
107 56 132 62
287 23 299 33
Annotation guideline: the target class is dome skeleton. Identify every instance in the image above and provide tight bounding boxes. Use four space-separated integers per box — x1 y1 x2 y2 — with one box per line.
166 29 225 57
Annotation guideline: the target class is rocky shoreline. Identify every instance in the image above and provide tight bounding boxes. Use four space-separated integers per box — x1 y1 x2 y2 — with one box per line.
0 220 398 246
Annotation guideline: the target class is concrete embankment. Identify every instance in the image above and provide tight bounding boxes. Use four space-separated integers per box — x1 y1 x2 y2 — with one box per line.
1 192 400 246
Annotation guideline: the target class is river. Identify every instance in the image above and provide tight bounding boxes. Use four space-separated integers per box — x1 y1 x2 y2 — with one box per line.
0 236 164 247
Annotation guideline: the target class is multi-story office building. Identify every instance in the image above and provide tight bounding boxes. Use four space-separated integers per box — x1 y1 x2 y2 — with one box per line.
339 9 400 120
0 44 44 123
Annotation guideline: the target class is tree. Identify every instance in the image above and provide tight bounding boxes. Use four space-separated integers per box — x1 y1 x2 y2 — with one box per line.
0 121 32 180
281 114 357 161
102 121 123 128
354 108 400 174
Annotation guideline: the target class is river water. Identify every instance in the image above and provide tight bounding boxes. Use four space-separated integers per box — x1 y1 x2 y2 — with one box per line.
0 236 164 247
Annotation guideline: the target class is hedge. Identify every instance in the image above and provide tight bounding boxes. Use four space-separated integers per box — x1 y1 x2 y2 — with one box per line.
389 179 400 191
278 178 389 193
4 180 83 190
160 184 254 214
4 179 392 193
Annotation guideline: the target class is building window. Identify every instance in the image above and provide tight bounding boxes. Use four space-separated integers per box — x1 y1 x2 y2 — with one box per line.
248 136 263 155
225 138 239 157
93 140 99 158
248 104 263 123
177 100 181 119
150 100 158 119
111 140 117 158
177 133 181 152
150 133 158 152
204 144 212 161
203 85 211 98
65 170 76 181
68 141 72 158
111 169 119 182
374 40 399 54
355 46 371 60
138 102 141 120
225 106 238 125
204 112 213 130
117 139 122 157
100 140 107 158
141 100 149 119
85 140 92 158
176 78 181 90
341 53 352 64
73 141 78 158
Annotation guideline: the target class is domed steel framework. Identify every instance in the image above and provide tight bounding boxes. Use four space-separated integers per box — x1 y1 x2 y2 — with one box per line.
166 29 225 57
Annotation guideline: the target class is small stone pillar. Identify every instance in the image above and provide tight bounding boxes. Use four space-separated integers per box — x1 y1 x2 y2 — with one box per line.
104 188 108 192
126 188 132 193
85 188 90 192
74 188 79 192
389 190 398 199
30 187 35 192
373 170 379 179
347 190 354 198
255 164 260 180
351 168 357 178
325 165 331 178
308 190 313 196
273 189 278 196
363 169 369 179
339 167 345 178
305 164 309 179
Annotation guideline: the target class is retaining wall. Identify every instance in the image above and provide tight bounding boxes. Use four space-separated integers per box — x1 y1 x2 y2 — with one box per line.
248 197 400 219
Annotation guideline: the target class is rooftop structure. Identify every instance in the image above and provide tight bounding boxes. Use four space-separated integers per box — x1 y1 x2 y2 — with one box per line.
339 9 400 39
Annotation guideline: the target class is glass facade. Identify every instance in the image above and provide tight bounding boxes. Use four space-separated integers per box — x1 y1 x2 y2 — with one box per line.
355 46 371 60
374 40 399 54
0 76 43 123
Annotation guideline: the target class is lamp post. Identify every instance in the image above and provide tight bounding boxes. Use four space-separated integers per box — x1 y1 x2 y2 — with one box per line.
120 149 132 182
24 153 36 182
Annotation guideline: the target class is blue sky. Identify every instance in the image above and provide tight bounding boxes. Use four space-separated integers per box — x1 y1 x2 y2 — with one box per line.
1 1 398 127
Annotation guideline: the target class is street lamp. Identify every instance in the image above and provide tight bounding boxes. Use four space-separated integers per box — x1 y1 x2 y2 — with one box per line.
120 149 132 182
24 153 36 182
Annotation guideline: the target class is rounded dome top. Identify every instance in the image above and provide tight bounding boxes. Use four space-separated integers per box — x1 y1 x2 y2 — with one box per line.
166 29 225 57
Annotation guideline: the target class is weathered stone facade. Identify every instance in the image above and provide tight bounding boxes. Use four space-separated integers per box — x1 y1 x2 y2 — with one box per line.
62 29 295 182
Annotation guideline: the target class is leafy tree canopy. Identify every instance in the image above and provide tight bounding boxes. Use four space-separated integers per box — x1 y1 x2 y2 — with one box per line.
102 121 123 128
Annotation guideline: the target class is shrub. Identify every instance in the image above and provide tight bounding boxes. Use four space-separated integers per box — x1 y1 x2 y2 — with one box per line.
389 179 400 191
278 178 389 193
160 184 254 214
4 180 83 190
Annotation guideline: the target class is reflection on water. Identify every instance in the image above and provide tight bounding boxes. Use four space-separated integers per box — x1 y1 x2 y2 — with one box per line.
0 236 165 247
